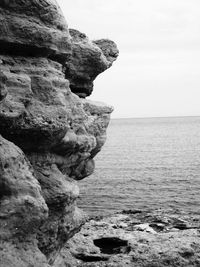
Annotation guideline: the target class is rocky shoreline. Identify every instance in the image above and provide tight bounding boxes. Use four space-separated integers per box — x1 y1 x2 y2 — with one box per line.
65 209 200 267
0 0 118 266
0 1 199 267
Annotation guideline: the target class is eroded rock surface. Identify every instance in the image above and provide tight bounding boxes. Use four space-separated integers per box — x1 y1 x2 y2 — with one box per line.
0 1 118 266
65 29 119 98
0 0 71 62
66 210 200 267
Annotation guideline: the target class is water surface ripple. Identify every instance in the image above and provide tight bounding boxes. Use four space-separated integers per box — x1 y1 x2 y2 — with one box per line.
78 117 200 216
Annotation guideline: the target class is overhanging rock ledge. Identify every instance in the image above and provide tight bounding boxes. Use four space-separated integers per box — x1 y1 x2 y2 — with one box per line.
0 1 118 266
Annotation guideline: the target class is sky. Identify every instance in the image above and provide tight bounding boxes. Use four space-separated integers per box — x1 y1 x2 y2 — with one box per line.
57 0 200 118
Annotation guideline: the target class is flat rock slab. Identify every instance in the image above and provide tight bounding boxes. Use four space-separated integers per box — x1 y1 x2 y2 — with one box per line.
66 209 200 267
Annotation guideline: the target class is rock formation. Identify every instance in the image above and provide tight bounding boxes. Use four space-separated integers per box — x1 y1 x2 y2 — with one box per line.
66 209 200 267
65 29 118 98
0 1 118 266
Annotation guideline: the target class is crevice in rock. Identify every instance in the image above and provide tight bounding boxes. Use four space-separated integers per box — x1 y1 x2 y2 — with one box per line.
0 182 12 200
149 223 165 232
73 253 109 262
93 237 130 254
0 40 68 64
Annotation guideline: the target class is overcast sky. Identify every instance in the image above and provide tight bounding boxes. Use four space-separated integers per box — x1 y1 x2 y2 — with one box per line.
57 0 200 118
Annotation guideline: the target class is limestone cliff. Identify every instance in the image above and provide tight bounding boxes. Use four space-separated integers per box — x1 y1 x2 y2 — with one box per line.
0 1 118 266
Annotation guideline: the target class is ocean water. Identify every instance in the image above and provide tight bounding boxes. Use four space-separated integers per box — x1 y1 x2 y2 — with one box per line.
78 117 200 216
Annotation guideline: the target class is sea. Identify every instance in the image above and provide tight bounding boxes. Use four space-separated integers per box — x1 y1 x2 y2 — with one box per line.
78 116 200 216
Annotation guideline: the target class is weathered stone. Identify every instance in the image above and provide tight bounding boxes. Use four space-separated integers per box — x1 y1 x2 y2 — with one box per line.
93 39 119 64
0 0 118 266
0 0 71 62
0 71 8 102
65 29 119 97
0 53 114 265
66 210 200 267
0 135 49 267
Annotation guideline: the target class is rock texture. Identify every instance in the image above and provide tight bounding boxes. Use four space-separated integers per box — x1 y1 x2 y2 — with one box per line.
0 1 118 266
0 0 71 62
65 29 119 98
66 210 200 267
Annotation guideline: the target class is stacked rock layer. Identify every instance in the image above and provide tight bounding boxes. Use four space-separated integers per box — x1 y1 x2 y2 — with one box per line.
0 1 118 266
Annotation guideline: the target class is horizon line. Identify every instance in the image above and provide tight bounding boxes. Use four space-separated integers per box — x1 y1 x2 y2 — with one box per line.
111 115 200 120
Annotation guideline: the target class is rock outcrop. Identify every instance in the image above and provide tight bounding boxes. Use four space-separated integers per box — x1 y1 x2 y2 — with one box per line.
0 0 71 62
66 209 200 267
0 1 118 266
65 29 118 98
